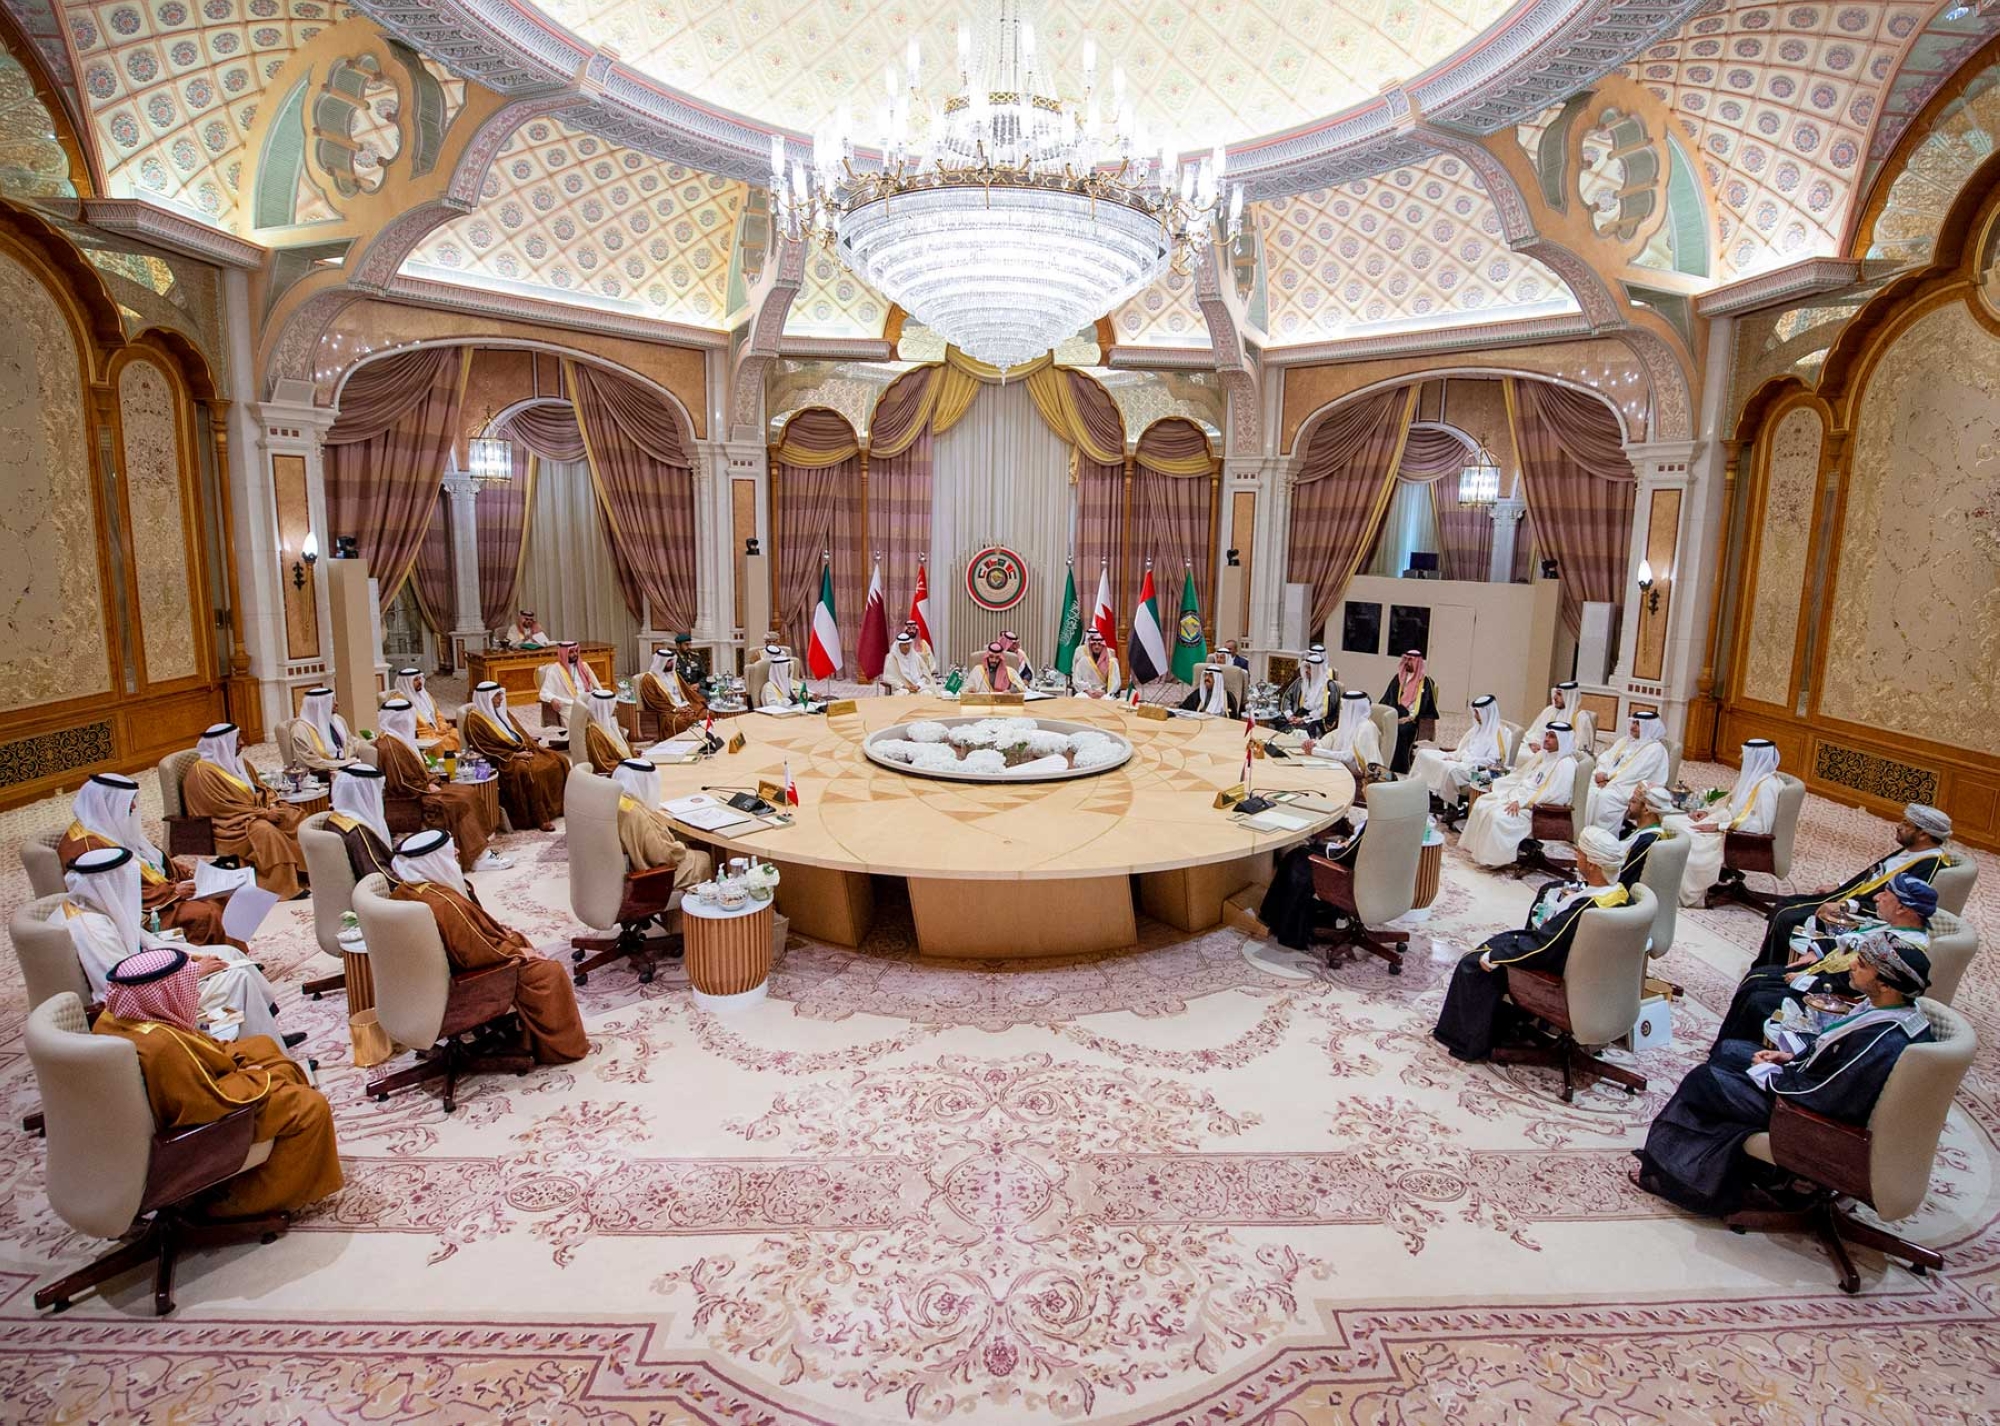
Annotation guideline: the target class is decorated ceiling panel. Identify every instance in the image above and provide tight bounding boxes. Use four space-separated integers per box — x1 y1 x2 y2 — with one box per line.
1865 48 2000 264
1628 0 1935 279
1112 266 1206 347
1257 155 1580 343
0 45 78 196
400 115 746 327
782 246 888 339
527 0 1515 148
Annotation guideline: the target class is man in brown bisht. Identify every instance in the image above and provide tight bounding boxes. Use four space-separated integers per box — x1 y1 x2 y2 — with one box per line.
391 666 459 754
463 680 564 832
388 830 588 1064
92 946 343 1218
60 772 232 947
581 687 634 771
375 698 506 870
182 723 308 899
610 759 713 889
638 644 705 739
328 765 397 881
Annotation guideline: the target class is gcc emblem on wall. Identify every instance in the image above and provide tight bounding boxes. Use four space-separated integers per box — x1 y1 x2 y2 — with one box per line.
966 546 1029 611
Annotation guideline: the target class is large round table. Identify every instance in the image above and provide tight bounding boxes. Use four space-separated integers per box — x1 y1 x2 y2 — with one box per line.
653 696 1355 958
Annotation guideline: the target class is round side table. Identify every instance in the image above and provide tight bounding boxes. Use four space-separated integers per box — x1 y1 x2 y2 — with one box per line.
337 930 396 1069
681 897 776 1011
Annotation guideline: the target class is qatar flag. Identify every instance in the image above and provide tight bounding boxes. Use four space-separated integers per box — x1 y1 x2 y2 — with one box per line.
858 558 889 679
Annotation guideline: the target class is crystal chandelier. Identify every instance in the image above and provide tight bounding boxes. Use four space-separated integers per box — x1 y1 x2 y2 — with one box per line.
467 433 513 486
770 0 1242 370
1457 438 1502 509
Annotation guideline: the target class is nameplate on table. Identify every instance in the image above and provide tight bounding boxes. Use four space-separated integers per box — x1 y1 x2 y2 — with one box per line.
823 698 858 716
756 778 787 804
961 693 1025 707
1213 783 1247 809
1135 704 1172 722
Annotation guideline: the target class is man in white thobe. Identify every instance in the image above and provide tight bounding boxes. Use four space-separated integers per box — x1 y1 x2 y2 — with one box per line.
1412 694 1507 805
759 653 800 708
1462 722 1580 868
538 641 604 722
882 632 937 694
1582 709 1671 834
1303 690 1382 774
1070 630 1123 699
1666 738 1783 906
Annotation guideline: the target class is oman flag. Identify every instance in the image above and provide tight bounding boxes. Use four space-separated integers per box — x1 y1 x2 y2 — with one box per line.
808 560 843 678
907 557 933 650
1128 563 1167 683
1091 563 1117 647
857 557 890 679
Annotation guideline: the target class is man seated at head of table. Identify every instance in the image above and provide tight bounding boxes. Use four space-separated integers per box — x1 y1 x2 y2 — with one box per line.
287 687 363 773
1069 629 1122 699
538 641 605 725
1432 817 1657 1062
640 644 706 737
464 681 565 832
504 609 552 648
581 687 634 771
1179 650 1240 716
391 666 459 754
1459 722 1582 868
1300 690 1382 774
374 698 505 870
883 632 941 695
93 946 342 1219
60 772 232 949
758 652 804 708
965 643 1024 695
1517 682 1578 766
610 758 714 890
388 830 588 1065
58 846 296 1047
1751 802 1955 970
183 723 308 899
1712 872 1936 1047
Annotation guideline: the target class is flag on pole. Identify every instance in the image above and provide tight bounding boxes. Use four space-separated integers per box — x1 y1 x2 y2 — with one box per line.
1128 563 1167 682
1169 564 1208 683
1091 563 1116 647
782 759 799 806
858 556 890 679
908 556 933 650
1054 561 1083 684
1242 709 1256 791
808 557 842 678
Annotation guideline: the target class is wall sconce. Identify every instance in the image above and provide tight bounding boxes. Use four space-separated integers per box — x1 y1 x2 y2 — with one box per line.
1225 547 1241 568
745 536 761 556
1637 557 1662 615
291 530 319 591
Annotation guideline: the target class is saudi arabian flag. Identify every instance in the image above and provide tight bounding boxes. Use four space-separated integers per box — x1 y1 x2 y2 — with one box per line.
1170 566 1208 683
807 561 842 678
1054 563 1083 684
1129 564 1167 683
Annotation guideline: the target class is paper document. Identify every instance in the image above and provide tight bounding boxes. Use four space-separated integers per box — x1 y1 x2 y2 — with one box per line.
673 804 757 832
665 793 724 816
192 861 256 898
221 884 281 942
1237 807 1319 834
1746 1060 1784 1088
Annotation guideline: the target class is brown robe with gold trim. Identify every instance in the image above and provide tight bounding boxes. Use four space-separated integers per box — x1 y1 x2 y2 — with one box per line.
330 815 396 883
375 735 493 868
583 718 633 774
616 798 713 890
58 826 229 947
181 761 307 899
389 880 588 1064
639 670 705 739
92 1015 343 1217
464 709 565 830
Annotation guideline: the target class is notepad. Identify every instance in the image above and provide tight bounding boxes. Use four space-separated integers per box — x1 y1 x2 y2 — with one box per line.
673 804 757 832
665 793 724 816
1236 807 1318 833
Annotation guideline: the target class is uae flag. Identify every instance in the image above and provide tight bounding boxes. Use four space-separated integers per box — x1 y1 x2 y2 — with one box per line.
857 558 890 679
1054 563 1083 684
907 558 933 649
1128 564 1167 683
808 561 842 678
1091 564 1117 647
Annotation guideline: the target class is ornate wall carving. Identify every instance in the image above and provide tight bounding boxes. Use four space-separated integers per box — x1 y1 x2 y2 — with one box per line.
0 248 110 712
118 357 200 685
1820 302 2000 754
1740 404 1822 708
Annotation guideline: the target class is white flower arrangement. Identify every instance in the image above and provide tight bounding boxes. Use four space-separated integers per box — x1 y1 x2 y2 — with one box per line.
1071 736 1125 769
905 721 951 743
948 723 999 749
909 744 964 773
961 749 1008 775
992 723 1036 753
871 739 920 764
1024 729 1072 757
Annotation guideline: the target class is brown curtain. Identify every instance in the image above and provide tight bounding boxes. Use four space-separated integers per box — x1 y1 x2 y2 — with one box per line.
1131 419 1216 631
325 347 467 611
1288 388 1414 629
568 362 697 631
775 448 857 650
868 369 936 624
1389 424 1491 582
476 443 533 630
1064 372 1128 622
1511 380 1636 636
497 401 586 463
410 488 455 635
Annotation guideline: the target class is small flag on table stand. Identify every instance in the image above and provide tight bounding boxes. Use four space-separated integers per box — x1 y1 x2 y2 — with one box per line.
783 760 800 807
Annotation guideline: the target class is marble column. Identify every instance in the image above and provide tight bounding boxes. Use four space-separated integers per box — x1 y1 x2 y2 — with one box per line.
1487 493 1527 583
440 468 485 660
254 385 337 735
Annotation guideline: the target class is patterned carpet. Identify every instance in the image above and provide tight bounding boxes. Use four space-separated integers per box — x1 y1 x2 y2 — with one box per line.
0 731 1995 1424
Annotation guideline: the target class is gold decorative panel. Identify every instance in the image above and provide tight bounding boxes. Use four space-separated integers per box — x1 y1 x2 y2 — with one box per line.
1741 404 1822 708
118 357 200 685
1812 741 1938 806
1821 302 2000 754
0 248 111 712
1633 487 1681 683
0 719 114 787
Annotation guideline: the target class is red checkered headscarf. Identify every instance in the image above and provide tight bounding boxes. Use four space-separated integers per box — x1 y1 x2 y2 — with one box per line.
103 947 200 1032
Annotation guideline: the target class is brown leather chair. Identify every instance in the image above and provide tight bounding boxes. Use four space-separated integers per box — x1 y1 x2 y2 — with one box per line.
158 749 215 859
1725 998 1975 1293
563 765 684 985
1496 885 1656 1102
1307 779 1430 973
27 992 287 1316
1705 773 1808 913
351 873 532 1112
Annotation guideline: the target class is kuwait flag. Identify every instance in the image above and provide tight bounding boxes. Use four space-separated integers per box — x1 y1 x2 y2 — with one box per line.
1054 562 1083 684
907 557 933 650
857 557 890 680
1091 563 1117 647
1129 564 1167 682
808 560 842 678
